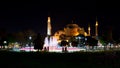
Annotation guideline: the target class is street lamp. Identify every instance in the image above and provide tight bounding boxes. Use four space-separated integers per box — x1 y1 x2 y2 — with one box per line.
29 36 32 40
3 41 7 44
3 41 7 48
29 36 32 51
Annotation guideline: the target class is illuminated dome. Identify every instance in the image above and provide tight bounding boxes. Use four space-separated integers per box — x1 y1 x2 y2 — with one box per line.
54 23 88 41
54 30 65 40
66 24 79 28
64 24 80 36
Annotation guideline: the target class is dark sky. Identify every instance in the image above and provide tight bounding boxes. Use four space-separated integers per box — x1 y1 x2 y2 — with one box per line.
0 1 120 39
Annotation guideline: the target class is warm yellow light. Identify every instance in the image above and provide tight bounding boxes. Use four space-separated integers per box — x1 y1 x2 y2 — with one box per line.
75 32 79 36
96 21 98 26
66 40 68 42
84 32 87 36
88 27 90 30
48 17 50 22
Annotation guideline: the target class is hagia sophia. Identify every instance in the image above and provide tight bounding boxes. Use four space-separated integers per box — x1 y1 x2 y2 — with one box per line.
43 16 99 52
53 17 98 42
54 23 88 40
44 16 98 45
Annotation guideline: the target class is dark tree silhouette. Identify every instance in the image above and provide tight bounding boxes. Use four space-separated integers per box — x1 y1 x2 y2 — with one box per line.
86 36 98 49
60 40 68 47
0 37 9 49
33 33 44 51
76 34 85 47
71 41 78 47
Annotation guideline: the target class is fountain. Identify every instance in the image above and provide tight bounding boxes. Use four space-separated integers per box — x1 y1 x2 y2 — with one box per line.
43 36 59 52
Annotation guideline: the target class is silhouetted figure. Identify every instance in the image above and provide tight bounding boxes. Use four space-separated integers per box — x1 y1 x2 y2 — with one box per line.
33 33 44 52
43 47 47 51
64 46 68 52
47 46 49 51
62 47 64 52
60 40 68 52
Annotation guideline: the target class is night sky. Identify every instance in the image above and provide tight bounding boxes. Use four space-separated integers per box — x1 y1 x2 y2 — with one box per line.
0 1 120 39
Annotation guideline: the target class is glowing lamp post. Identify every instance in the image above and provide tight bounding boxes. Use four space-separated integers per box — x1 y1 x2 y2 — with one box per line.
95 20 98 40
4 41 7 44
29 36 32 40
29 36 32 51
3 41 7 48
88 26 91 36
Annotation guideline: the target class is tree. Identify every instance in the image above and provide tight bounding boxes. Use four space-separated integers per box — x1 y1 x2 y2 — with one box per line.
0 28 7 38
59 34 67 40
0 37 9 49
76 34 85 47
69 36 76 42
60 40 68 47
23 29 37 42
0 28 9 48
15 32 26 46
7 33 16 43
33 33 44 51
99 36 107 46
71 41 78 47
99 36 108 50
86 36 98 50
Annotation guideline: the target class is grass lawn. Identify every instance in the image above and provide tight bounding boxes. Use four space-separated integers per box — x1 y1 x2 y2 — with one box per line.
0 51 120 68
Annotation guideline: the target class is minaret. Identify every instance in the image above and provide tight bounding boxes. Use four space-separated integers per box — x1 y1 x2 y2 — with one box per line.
88 24 91 36
95 17 98 39
47 16 51 36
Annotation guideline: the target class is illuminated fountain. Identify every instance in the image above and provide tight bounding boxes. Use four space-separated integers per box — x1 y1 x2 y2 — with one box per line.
43 36 86 52
43 36 59 52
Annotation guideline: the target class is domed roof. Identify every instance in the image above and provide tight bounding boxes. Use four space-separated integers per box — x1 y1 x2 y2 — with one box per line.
66 24 79 28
